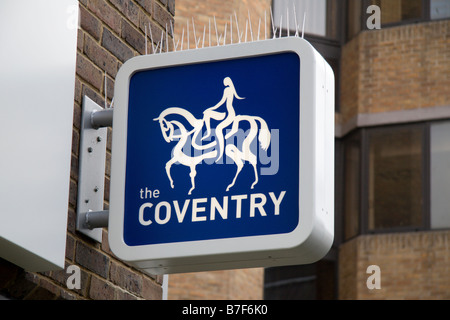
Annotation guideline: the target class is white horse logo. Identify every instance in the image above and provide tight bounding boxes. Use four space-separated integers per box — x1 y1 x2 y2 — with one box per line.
154 77 271 195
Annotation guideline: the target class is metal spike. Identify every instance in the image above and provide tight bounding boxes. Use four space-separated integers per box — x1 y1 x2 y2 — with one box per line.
302 12 306 39
181 28 184 51
230 15 233 44
192 17 198 49
248 10 254 42
144 25 148 55
286 7 289 37
265 10 267 40
270 6 276 38
166 23 169 52
279 16 282 38
148 23 155 54
257 18 261 41
214 16 219 46
187 20 190 49
223 22 227 45
104 72 107 109
202 25 206 48
293 3 299 37
245 20 248 42
234 12 241 43
170 20 176 51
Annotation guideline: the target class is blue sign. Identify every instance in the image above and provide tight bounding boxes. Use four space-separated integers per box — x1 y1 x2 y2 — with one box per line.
123 52 300 246
109 38 334 274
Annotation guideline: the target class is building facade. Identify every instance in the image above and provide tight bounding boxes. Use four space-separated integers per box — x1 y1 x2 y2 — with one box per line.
1 0 449 300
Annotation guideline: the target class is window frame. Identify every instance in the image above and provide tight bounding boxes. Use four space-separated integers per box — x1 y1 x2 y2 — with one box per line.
361 123 430 235
341 122 440 241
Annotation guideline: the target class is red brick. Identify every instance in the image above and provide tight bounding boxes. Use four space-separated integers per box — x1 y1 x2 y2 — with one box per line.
121 19 146 54
89 276 115 300
136 0 152 14
75 242 110 278
142 276 163 300
79 5 102 40
76 53 104 90
87 0 121 34
152 0 174 29
84 35 118 77
109 262 142 295
110 0 140 26
102 28 134 62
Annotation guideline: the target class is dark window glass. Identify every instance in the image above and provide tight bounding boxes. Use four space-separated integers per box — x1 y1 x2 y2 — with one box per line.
367 126 424 231
264 261 336 300
371 0 423 24
272 0 341 40
343 133 361 240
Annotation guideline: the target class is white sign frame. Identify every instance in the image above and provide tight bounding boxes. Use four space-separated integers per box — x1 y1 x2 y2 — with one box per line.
109 37 334 274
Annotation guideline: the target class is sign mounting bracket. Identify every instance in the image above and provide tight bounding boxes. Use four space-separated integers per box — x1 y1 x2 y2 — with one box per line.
76 96 112 242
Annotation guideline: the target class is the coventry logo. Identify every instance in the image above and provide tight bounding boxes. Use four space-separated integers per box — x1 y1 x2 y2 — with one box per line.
154 77 271 195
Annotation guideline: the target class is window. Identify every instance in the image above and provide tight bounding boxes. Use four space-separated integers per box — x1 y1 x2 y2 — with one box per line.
272 0 342 40
272 0 344 112
347 0 450 40
264 261 336 300
342 121 450 239
367 125 424 231
343 132 361 240
371 0 423 25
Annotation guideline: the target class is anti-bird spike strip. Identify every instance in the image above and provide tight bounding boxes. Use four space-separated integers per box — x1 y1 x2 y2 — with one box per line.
149 10 307 55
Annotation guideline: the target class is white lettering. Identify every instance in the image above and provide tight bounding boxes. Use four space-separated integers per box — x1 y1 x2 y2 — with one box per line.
210 196 228 220
155 201 171 224
139 202 153 226
137 191 287 226
269 191 286 215
250 193 267 217
192 198 207 222
174 200 190 223
231 194 247 218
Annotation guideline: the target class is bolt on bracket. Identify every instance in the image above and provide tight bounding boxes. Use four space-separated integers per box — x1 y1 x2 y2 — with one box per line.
76 96 111 243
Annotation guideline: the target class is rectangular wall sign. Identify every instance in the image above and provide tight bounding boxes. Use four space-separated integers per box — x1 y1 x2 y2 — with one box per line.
0 0 78 271
109 37 335 274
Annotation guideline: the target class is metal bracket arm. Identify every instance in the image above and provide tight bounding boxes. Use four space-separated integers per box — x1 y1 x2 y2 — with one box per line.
85 210 109 230
91 108 113 128
76 96 112 243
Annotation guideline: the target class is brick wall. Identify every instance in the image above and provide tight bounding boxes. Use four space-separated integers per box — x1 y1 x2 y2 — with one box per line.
168 269 264 300
339 20 450 125
174 0 272 49
0 0 173 300
339 230 450 300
